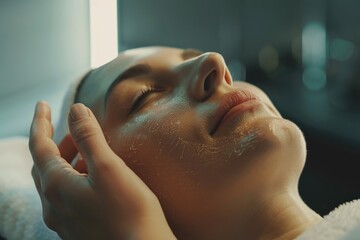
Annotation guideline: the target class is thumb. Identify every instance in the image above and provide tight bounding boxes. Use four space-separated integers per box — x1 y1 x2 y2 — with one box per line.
68 103 126 178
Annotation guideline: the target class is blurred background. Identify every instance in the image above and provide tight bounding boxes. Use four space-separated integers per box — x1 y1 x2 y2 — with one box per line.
0 0 359 216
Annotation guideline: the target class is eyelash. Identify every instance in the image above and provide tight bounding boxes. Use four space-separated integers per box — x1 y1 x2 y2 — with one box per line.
130 86 160 113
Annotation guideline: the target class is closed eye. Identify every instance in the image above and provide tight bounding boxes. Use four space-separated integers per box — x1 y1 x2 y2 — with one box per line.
130 87 162 113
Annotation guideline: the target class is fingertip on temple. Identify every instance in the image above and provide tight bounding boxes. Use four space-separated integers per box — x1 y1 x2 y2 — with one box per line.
69 103 91 122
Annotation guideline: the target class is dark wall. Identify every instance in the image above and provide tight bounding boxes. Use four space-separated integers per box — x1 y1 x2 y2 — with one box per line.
118 0 303 62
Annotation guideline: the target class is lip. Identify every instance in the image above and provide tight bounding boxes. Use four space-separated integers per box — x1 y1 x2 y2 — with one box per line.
210 90 260 135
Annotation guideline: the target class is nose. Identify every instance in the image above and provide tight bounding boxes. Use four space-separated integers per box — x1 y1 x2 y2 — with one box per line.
178 52 231 101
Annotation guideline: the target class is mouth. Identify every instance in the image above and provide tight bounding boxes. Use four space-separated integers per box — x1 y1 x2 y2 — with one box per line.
210 90 261 135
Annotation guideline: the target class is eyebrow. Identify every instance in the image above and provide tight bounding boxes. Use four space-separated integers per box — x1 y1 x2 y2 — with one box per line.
105 63 152 104
105 49 204 104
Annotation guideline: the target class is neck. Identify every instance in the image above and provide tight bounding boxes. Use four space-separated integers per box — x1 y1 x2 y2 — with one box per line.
246 190 322 240
187 189 322 240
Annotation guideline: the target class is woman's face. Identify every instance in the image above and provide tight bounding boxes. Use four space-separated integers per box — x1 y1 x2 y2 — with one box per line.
78 46 306 235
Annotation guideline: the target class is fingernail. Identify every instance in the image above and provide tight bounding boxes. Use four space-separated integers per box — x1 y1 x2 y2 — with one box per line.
36 100 46 110
70 103 90 121
35 101 48 115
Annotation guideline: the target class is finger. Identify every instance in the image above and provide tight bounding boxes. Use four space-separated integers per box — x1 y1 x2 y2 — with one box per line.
67 104 150 194
29 101 61 170
30 101 53 139
58 134 78 164
68 103 124 175
29 102 84 199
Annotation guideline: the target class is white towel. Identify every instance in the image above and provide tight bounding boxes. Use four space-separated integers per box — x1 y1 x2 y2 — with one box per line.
298 199 360 240
0 137 59 240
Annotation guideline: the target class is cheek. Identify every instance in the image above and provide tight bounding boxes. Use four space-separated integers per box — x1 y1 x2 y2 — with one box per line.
104 103 220 201
104 101 190 171
108 124 205 209
111 114 196 173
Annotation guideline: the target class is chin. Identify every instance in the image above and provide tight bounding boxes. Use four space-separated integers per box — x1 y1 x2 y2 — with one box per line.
228 116 307 169
257 117 307 182
269 117 306 158
220 117 307 196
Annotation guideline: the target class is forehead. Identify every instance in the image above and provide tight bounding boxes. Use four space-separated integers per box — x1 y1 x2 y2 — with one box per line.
77 47 185 117
122 47 184 65
97 47 184 82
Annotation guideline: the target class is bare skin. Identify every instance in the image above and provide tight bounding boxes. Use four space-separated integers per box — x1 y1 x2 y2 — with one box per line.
31 46 322 239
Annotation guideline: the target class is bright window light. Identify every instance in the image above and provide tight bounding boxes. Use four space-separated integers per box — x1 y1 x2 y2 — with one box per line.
90 0 118 68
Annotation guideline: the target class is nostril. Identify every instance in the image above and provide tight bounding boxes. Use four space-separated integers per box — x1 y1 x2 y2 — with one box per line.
204 69 217 92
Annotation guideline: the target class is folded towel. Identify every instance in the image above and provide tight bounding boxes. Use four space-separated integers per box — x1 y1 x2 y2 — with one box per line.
298 199 360 240
0 137 59 240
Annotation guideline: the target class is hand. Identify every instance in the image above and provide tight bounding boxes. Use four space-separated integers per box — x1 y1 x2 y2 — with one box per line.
29 101 176 240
